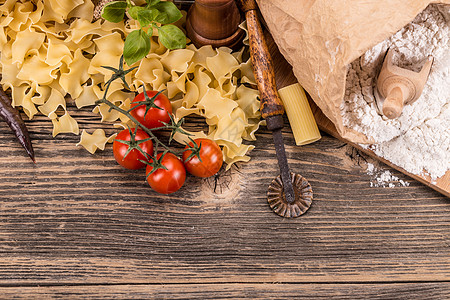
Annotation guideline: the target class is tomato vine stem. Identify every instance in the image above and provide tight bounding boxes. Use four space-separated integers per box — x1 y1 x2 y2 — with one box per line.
96 56 190 157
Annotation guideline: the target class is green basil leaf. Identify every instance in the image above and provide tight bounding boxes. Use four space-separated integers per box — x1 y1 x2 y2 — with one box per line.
158 24 186 50
153 1 182 24
101 1 127 23
123 29 151 66
154 12 168 24
146 0 161 6
128 6 145 20
137 8 158 27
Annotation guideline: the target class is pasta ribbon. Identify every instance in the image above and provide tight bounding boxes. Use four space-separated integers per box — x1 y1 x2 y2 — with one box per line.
77 129 117 154
0 0 261 168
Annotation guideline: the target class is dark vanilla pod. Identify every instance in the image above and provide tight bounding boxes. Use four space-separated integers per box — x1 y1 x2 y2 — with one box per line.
0 88 35 162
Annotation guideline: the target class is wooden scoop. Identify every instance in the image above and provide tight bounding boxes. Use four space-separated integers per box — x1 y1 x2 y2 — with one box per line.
376 48 433 119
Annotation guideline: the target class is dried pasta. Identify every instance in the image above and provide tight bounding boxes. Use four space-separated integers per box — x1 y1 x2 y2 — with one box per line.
278 83 321 146
77 129 116 154
0 0 262 169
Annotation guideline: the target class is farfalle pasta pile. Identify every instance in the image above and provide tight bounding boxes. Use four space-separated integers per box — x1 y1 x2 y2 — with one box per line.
0 0 262 169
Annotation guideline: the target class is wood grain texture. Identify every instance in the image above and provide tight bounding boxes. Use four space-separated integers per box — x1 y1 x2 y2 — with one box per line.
1 283 450 299
0 106 449 292
0 26 449 299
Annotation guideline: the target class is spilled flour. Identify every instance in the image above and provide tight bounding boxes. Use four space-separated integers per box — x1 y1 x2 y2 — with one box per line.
366 163 410 188
341 4 450 180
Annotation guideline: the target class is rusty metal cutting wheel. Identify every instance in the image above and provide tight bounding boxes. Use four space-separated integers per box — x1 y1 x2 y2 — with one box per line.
267 172 313 218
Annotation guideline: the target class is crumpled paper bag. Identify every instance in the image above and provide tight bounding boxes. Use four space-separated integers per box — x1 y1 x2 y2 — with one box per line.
257 0 450 143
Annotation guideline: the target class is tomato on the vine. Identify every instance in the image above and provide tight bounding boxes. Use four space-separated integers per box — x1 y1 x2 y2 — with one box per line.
113 128 153 170
182 138 223 178
146 152 186 194
130 90 172 129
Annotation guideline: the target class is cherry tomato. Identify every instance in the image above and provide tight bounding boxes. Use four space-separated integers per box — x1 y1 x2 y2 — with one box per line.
130 90 172 129
182 138 223 178
113 128 153 170
146 152 186 194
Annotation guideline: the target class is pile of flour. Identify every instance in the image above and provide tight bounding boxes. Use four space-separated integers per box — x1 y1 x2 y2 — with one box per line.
341 4 449 180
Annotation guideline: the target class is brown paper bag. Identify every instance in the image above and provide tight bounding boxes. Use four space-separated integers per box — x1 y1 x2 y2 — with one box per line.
257 0 450 143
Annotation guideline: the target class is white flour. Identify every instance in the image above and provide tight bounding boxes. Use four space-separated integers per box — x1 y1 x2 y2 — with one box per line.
366 163 410 188
341 4 450 180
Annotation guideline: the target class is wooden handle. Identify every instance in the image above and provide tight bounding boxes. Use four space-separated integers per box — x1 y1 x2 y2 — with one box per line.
237 0 285 129
235 0 258 12
382 86 404 119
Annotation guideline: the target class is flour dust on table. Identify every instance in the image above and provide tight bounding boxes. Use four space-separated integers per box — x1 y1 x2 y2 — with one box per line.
341 4 449 180
366 162 410 188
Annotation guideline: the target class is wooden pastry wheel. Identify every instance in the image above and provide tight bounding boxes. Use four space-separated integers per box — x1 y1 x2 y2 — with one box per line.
236 0 313 218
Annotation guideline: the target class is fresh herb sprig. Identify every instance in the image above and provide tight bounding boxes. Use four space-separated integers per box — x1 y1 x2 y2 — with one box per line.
102 0 187 66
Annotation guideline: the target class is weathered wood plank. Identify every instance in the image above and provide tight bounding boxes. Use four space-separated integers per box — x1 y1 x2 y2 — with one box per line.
0 107 448 286
0 283 450 299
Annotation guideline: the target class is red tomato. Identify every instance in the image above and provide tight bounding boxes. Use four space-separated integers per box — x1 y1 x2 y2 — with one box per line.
182 138 223 178
130 90 172 129
146 152 186 194
113 128 153 170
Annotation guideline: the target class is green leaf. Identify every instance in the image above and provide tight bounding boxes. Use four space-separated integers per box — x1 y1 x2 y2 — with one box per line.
154 12 168 24
123 29 151 66
128 6 145 20
146 0 161 6
101 1 127 23
158 24 186 49
137 8 158 27
153 1 182 24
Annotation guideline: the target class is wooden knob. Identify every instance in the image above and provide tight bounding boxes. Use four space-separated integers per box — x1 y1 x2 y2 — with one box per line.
382 86 404 119
186 0 244 49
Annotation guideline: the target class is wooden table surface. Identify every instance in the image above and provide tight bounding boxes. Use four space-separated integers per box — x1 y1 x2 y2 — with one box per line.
0 23 448 299
0 101 449 299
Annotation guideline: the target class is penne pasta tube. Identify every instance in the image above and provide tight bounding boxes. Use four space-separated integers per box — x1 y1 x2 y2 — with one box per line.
278 83 321 146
